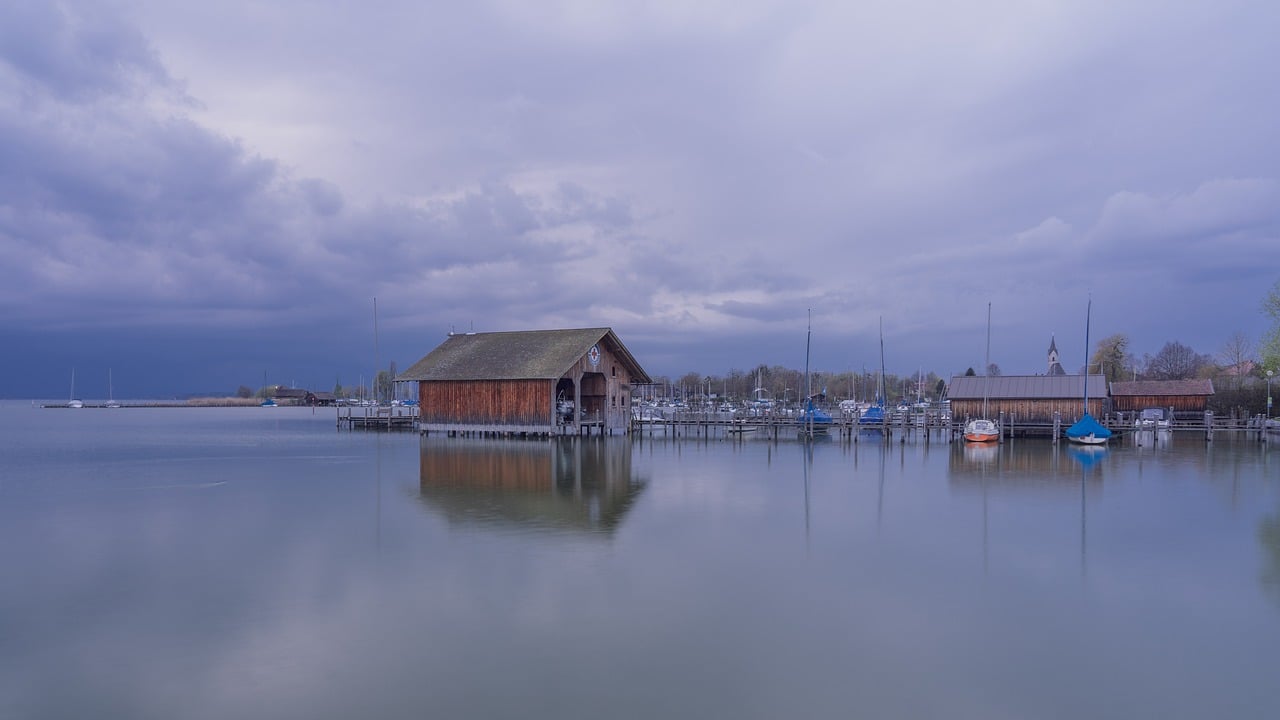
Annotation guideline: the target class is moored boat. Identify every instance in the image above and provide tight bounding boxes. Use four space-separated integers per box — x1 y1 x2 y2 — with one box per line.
963 418 1000 443
964 302 999 443
1134 407 1172 429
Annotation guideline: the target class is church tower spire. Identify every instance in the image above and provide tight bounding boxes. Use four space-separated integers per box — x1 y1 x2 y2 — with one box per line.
1047 335 1065 375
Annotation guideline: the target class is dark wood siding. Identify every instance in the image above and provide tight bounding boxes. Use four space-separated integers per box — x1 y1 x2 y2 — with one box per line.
1110 395 1209 412
419 379 553 426
951 397 1106 424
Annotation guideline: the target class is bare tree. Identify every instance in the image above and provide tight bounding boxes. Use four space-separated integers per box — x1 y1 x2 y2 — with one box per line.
1218 331 1256 390
1146 341 1211 380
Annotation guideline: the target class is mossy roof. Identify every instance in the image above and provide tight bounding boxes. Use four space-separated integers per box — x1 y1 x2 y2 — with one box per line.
396 327 651 383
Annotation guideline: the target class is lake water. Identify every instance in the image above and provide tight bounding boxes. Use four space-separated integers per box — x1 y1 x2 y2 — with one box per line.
2 403 1278 719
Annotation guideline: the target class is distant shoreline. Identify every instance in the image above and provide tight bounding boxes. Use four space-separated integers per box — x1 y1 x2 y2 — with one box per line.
36 398 285 409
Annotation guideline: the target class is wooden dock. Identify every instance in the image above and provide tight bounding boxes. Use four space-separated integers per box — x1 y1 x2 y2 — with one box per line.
337 405 419 431
631 411 950 443
333 403 1276 443
629 409 1277 443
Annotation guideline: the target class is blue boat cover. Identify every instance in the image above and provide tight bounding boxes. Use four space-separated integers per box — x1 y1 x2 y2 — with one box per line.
1066 412 1112 439
801 398 833 424
859 403 885 424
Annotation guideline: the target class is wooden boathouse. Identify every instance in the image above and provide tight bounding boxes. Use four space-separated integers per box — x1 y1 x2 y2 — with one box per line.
396 327 651 437
948 374 1110 427
1108 379 1214 417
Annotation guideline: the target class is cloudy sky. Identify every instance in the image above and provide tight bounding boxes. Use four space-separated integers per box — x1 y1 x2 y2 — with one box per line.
3 0 1278 398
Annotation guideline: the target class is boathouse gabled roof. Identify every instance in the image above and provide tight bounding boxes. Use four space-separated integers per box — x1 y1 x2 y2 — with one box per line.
396 327 652 384
947 374 1108 400
1109 379 1215 397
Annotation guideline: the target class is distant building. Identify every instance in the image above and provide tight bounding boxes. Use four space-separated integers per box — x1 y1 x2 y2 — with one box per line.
1222 360 1257 377
1046 335 1066 376
306 391 336 407
397 327 651 436
272 387 309 405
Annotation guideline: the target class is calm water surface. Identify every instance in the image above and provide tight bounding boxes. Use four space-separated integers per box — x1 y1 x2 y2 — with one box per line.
2 402 1278 719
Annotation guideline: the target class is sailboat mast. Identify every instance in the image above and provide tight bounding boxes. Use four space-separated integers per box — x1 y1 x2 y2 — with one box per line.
1082 298 1092 409
373 297 380 405
983 302 991 418
878 316 886 404
804 309 813 435
804 309 812 402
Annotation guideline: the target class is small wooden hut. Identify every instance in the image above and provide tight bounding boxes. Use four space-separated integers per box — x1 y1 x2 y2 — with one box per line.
947 374 1109 425
1108 379 1214 416
397 327 651 437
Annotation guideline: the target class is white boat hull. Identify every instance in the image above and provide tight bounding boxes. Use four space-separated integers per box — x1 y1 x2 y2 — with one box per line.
1067 433 1109 445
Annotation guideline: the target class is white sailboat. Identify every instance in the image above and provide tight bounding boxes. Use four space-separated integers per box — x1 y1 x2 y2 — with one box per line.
964 303 1000 443
105 369 121 408
67 369 83 408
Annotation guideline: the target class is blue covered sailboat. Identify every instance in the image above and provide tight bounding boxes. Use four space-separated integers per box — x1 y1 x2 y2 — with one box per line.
1065 299 1111 445
859 316 888 427
800 311 833 437
1066 411 1111 445
800 392 834 428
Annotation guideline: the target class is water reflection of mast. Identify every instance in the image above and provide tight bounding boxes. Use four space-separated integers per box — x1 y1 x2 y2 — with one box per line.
1080 461 1087 580
803 443 812 549
376 428 383 551
877 443 886 534
982 452 989 576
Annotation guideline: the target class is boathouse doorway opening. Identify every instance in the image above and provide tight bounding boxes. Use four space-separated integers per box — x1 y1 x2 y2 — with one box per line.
581 372 606 420
555 378 577 422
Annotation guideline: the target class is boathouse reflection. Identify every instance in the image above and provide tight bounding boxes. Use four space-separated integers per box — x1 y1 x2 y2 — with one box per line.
417 438 647 535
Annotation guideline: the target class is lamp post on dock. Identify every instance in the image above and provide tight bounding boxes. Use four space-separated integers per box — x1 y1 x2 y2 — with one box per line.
1268 369 1273 419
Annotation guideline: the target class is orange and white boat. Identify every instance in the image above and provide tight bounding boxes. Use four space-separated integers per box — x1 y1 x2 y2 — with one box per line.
963 417 1000 443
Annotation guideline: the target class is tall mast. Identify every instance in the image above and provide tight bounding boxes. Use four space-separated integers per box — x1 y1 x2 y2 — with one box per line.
373 297 380 404
1082 298 1092 412
804 309 812 402
983 302 991 418
804 309 813 435
878 316 886 404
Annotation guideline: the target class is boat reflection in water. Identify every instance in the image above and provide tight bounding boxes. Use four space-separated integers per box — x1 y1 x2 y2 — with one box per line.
961 440 999 465
417 438 647 536
1130 428 1173 450
948 441 1105 495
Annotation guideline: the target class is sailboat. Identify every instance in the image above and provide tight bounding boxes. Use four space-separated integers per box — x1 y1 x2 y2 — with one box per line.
750 369 772 413
1066 299 1112 445
67 369 83 408
260 371 277 407
964 303 1000 443
859 317 887 426
105 369 121 408
799 310 832 437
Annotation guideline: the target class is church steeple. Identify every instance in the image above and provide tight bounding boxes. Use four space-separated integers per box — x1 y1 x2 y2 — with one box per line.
1047 334 1065 375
